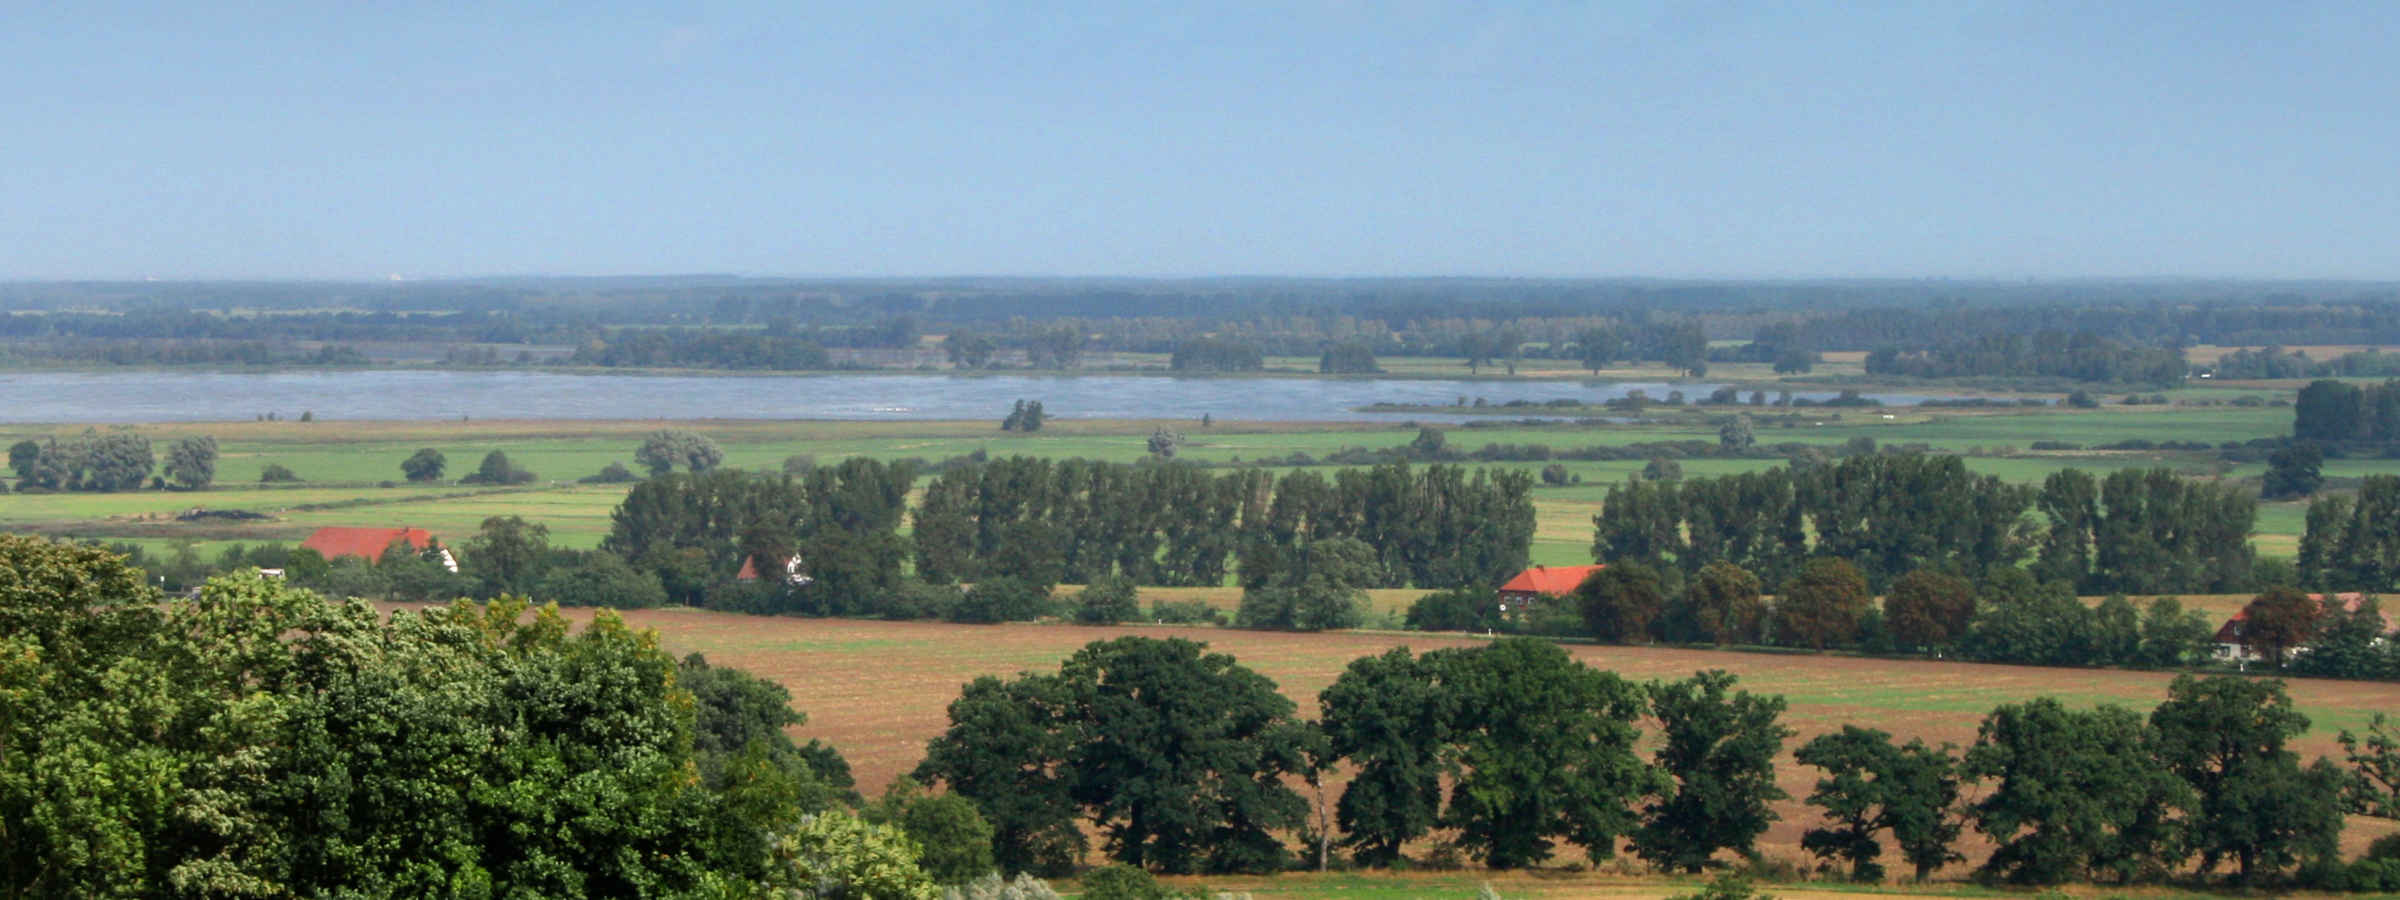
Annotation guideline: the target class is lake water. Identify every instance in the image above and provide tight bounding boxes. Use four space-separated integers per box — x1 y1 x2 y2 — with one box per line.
0 370 1931 424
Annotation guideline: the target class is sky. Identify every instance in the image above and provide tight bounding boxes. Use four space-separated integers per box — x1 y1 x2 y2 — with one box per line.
2 2 2395 280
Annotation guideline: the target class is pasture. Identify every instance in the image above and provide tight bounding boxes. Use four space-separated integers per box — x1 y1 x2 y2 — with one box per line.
471 603 2400 891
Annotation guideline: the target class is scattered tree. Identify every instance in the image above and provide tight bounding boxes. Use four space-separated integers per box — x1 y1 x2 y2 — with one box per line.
399 447 446 482
1633 671 1793 873
635 429 725 476
163 435 217 489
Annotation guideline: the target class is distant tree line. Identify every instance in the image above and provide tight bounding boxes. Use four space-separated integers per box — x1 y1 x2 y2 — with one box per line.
1167 336 1265 372
569 326 833 370
2207 347 2400 380
1865 331 2188 387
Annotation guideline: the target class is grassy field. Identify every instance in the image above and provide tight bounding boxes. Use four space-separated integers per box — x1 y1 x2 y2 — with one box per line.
0 394 2368 569
445 603 2400 891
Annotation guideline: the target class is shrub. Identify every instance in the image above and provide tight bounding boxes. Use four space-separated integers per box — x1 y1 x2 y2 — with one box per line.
883 581 964 621
1407 587 1501 632
948 577 1052 624
579 461 639 484
1072 577 1141 625
259 463 302 483
1077 865 1164 900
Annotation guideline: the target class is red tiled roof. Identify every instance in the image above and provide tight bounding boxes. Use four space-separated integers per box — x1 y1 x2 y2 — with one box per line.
1499 564 1607 596
2214 592 2377 643
301 526 438 563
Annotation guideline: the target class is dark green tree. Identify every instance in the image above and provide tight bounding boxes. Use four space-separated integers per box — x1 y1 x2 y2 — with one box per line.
1058 637 1310 874
1575 326 1622 374
867 779 997 885
463 515 550 597
1318 339 1381 374
1883 568 1976 652
1795 725 1965 882
2149 675 2343 881
399 447 446 482
1679 561 1766 644
163 435 217 489
1633 671 1792 873
461 449 536 484
1433 638 1662 868
634 429 724 476
2134 596 2215 668
1576 560 1669 643
1318 648 1450 867
1071 576 1141 625
1773 558 1870 649
2263 443 2326 500
914 675 1086 876
1965 698 2190 884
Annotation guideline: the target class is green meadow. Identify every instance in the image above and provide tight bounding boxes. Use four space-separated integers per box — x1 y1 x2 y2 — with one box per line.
0 389 2366 571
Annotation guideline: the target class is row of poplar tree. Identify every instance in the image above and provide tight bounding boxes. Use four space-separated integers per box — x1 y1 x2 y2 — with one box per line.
1594 453 2257 594
912 457 1536 590
916 634 2400 889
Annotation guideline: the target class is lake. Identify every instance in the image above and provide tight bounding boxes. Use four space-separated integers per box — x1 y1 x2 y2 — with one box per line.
0 370 1931 424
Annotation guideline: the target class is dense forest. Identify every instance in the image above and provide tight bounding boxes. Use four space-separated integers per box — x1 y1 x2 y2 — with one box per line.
6 277 2400 383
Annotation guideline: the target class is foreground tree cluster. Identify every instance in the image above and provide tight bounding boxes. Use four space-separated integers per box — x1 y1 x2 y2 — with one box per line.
917 633 2394 890
0 534 976 899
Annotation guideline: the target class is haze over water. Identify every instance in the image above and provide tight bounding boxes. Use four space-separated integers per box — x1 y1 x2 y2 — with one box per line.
0 370 1927 424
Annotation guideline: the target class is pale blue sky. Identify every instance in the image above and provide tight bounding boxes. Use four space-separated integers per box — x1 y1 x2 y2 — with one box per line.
3 2 2394 279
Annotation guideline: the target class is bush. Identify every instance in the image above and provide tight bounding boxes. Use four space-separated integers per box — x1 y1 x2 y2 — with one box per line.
1668 873 1774 900
579 461 638 484
943 872 1062 900
2368 832 2400 861
948 577 1053 624
1071 577 1141 625
536 552 668 609
1407 587 1501 632
259 463 302 483
1077 865 1165 900
885 581 964 620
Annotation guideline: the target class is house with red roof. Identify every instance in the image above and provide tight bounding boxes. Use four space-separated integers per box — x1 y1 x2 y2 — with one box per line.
300 526 457 573
2212 592 2383 664
1498 564 1606 608
735 553 813 587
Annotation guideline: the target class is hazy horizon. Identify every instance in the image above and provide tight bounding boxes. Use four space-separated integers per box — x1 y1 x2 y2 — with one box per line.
7 2 2396 281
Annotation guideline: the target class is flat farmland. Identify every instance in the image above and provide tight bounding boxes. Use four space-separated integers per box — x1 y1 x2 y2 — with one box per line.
1 395 2390 572
477 605 2400 881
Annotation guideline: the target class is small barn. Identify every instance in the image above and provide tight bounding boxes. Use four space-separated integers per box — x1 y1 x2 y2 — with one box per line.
300 526 458 573
1497 564 1606 607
